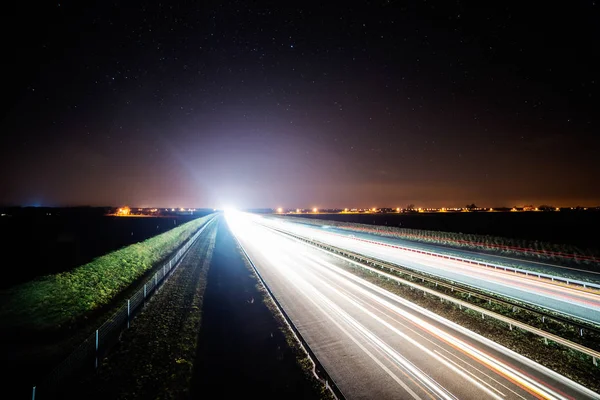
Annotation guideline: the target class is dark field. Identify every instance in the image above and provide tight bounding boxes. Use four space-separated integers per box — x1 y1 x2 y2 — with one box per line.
0 207 211 288
291 211 600 251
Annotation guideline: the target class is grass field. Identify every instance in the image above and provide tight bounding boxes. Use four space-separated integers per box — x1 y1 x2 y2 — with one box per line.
0 213 214 331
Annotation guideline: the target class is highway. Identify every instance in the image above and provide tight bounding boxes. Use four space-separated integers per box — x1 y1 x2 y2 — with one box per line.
227 211 600 400
257 217 600 325
290 221 600 282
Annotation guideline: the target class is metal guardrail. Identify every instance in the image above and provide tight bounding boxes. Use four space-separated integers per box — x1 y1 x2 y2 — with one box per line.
30 216 217 399
325 231 600 291
283 216 600 263
267 225 600 367
323 234 600 334
266 222 600 331
232 233 345 400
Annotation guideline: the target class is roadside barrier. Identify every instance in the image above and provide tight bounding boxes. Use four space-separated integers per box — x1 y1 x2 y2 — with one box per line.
285 216 600 263
273 227 600 368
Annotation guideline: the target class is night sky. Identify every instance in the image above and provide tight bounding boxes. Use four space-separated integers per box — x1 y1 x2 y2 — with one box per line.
2 1 599 209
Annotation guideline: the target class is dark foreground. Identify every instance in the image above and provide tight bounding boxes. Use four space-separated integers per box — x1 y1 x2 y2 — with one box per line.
56 216 322 399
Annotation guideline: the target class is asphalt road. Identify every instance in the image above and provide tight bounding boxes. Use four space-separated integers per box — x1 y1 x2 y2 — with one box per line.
259 217 600 325
228 212 599 400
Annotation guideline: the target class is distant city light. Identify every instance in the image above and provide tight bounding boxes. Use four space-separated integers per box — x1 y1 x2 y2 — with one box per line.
296 208 301 213
117 206 131 216
277 207 283 213
396 207 400 212
313 207 318 213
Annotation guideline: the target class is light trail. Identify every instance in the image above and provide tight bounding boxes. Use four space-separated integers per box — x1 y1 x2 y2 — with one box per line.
256 217 600 324
225 211 600 400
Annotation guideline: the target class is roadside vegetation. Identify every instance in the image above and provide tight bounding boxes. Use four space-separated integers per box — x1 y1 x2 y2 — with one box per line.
0 214 214 331
277 215 600 270
63 224 217 399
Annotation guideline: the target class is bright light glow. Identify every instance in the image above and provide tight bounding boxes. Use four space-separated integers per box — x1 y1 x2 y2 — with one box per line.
223 206 238 216
396 207 400 212
296 208 301 213
277 207 283 213
313 207 318 213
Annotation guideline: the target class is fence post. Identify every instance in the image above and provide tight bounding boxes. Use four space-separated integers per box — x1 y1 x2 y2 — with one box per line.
95 329 99 369
32 386 36 400
127 299 130 329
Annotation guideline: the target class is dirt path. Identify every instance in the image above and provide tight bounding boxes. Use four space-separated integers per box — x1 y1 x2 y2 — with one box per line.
190 217 324 399
61 220 218 399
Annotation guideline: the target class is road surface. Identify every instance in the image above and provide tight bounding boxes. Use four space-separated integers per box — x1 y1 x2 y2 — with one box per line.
257 216 600 325
227 212 599 400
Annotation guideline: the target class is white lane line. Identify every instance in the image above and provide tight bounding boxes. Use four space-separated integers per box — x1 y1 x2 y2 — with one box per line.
298 258 506 400
302 255 572 400
300 256 516 399
304 259 519 400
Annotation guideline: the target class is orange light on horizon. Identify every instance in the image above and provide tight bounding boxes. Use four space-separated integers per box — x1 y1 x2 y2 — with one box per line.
117 206 131 216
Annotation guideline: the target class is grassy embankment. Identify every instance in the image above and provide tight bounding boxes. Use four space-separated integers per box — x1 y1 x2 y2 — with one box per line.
62 224 218 400
278 215 600 273
0 214 214 332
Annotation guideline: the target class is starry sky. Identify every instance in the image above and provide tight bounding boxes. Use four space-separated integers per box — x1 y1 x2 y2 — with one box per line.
2 1 599 208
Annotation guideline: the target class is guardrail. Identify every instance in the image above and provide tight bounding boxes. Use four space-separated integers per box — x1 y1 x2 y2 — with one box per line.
264 221 600 330
30 216 217 399
286 217 600 263
340 233 600 290
267 225 600 368
232 233 345 400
